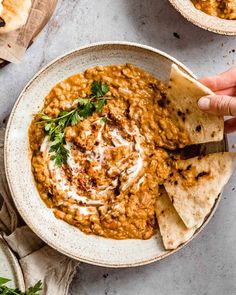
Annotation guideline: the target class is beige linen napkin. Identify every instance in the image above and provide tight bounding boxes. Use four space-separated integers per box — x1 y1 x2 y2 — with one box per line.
0 128 79 294
0 0 58 64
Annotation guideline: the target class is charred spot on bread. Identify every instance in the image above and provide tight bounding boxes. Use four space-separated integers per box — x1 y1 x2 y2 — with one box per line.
186 164 192 170
196 125 202 132
0 17 5 27
177 110 186 122
197 155 204 160
177 110 182 116
195 171 209 180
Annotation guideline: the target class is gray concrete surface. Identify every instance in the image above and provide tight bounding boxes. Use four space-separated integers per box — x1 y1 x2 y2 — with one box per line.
0 1 236 294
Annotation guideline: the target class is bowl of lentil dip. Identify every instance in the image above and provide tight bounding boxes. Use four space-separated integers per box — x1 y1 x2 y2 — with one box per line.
4 42 227 267
169 0 236 35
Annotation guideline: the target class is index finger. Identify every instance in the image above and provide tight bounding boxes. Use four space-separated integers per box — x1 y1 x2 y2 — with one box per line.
199 67 236 92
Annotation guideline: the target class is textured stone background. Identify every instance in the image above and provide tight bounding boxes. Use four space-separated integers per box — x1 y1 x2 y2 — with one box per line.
1 1 236 294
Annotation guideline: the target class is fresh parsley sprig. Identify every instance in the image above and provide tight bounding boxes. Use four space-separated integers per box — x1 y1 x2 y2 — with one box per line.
91 80 109 97
100 116 110 124
38 81 110 166
0 277 42 295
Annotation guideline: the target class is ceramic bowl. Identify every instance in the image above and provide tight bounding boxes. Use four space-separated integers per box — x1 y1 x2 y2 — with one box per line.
0 236 25 291
169 0 236 35
4 42 227 267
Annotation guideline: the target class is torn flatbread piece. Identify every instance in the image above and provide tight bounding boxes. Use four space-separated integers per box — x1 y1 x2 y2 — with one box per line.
164 152 235 229
167 64 224 144
156 187 201 250
0 0 32 34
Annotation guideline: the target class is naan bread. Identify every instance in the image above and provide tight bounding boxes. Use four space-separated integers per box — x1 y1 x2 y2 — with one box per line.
164 152 235 229
155 187 200 250
167 64 224 145
0 0 32 34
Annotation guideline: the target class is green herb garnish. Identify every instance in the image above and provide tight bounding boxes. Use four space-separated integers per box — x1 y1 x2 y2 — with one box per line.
91 81 109 97
38 81 110 166
100 116 110 124
0 277 42 295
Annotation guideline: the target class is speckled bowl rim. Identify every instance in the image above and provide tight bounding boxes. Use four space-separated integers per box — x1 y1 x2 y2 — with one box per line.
4 41 228 267
0 236 25 291
169 0 236 35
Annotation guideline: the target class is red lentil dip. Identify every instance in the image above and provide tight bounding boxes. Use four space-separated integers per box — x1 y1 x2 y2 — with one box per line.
29 64 190 240
192 0 236 20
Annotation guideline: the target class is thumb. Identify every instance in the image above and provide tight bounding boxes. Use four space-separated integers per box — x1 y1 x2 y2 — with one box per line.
198 95 236 116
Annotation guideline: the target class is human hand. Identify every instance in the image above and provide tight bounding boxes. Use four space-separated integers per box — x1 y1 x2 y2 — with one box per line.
198 67 236 133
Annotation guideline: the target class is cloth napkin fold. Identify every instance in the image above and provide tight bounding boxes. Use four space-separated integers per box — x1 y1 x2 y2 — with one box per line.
0 127 79 294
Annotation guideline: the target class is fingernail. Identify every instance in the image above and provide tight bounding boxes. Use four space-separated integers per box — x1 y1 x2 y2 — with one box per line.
198 97 210 110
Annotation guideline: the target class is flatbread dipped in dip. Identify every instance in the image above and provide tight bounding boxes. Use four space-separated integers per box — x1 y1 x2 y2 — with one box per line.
155 186 200 250
167 64 224 145
0 0 32 34
164 152 235 229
